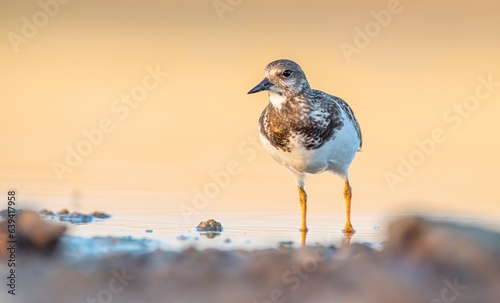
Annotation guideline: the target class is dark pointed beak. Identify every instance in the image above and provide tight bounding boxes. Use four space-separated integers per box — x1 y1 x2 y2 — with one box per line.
247 77 272 94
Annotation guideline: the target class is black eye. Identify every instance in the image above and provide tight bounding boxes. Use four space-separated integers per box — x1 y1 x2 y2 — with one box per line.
282 70 292 78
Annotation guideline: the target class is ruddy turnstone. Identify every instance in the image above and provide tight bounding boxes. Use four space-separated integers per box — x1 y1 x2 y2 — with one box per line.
248 59 362 234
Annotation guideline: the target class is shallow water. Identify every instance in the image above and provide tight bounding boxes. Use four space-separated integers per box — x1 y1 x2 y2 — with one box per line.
16 187 500 258
57 211 389 253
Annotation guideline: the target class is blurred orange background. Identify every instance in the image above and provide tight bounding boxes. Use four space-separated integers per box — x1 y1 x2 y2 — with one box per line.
1 0 499 219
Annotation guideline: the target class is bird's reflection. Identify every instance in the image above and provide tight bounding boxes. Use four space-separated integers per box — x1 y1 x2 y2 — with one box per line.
299 230 355 246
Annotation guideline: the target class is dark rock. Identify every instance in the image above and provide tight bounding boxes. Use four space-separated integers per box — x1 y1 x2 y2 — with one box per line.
0 210 66 257
58 209 69 215
92 211 111 219
40 209 111 224
196 219 223 231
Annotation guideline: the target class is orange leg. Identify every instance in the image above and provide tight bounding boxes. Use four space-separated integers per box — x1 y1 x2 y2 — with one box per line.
297 186 308 233
343 180 355 234
300 229 307 246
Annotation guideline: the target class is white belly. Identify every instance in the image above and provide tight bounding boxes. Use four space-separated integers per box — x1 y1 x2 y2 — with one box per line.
259 114 360 177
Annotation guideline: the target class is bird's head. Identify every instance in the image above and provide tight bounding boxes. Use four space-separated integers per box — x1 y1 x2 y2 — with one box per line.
247 59 310 97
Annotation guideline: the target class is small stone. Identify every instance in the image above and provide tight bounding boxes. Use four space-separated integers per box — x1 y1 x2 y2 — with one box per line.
196 219 223 232
58 209 69 215
92 211 111 219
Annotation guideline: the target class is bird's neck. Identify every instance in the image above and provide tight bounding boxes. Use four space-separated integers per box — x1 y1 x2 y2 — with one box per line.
268 87 311 111
268 91 287 110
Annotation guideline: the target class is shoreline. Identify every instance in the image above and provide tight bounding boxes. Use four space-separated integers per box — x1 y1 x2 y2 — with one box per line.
1 213 499 303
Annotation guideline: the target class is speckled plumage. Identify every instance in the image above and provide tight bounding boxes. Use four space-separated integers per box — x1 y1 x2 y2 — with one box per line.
250 59 362 178
258 89 360 153
248 59 362 235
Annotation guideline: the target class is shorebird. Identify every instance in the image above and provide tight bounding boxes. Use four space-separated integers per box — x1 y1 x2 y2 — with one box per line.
248 59 362 234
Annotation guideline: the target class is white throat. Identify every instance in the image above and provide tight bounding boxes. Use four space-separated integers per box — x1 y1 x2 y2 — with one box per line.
268 91 286 110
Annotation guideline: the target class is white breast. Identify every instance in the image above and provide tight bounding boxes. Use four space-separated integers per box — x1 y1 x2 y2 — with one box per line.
259 111 360 178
